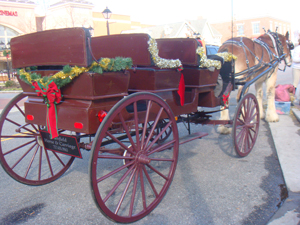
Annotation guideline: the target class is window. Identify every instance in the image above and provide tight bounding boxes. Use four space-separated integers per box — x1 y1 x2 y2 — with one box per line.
237 24 244 36
279 23 282 33
274 22 278 31
0 25 19 46
252 22 260 35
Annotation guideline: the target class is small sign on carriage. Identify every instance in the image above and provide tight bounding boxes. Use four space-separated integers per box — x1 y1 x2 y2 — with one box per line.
40 131 82 158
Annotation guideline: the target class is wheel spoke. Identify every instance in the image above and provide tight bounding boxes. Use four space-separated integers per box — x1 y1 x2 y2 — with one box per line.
97 160 135 183
44 148 54 177
1 134 36 140
11 143 37 169
14 103 39 132
143 107 164 150
142 165 158 197
141 100 152 150
133 102 141 151
146 164 168 180
103 165 135 203
118 113 137 152
115 167 137 214
149 157 174 162
248 111 259 122
106 131 136 156
98 155 135 160
24 145 39 179
38 147 43 181
129 166 140 217
145 121 173 152
139 166 147 210
3 140 35 156
237 128 247 150
51 151 66 167
147 139 176 156
5 118 36 134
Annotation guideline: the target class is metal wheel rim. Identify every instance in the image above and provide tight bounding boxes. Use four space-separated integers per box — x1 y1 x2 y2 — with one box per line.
89 92 179 223
233 93 260 157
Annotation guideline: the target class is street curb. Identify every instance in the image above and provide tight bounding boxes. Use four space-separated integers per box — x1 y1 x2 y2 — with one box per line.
0 90 22 93
267 107 300 224
292 107 300 122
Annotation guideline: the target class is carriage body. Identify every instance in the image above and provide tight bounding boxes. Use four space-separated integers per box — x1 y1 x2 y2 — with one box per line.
13 28 223 134
0 27 259 223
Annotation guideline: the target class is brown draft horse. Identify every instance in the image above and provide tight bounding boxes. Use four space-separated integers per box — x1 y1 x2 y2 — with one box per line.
217 31 293 134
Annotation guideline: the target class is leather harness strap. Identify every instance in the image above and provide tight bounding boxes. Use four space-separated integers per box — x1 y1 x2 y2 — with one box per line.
224 31 284 81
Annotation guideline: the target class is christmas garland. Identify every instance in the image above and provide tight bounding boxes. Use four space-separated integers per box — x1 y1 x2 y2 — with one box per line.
18 57 133 89
196 47 237 70
18 56 132 139
148 38 182 69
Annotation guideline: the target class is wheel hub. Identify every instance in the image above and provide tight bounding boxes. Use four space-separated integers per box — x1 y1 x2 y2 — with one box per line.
37 136 45 147
137 154 151 164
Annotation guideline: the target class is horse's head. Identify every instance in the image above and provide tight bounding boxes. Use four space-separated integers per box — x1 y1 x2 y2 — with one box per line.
258 31 293 67
282 31 294 66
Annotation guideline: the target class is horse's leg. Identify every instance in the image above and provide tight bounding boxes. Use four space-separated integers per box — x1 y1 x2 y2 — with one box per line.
255 79 264 119
217 108 231 134
265 70 279 122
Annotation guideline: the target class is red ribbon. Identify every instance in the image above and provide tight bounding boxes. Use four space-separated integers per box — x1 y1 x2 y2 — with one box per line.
177 67 185 106
32 81 62 139
222 93 230 107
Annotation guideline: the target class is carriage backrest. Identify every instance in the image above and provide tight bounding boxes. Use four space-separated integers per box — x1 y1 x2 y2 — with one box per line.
156 38 200 66
91 33 153 67
11 27 93 69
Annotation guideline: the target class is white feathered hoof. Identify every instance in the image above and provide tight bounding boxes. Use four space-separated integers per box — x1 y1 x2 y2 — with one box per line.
217 125 232 135
265 111 279 122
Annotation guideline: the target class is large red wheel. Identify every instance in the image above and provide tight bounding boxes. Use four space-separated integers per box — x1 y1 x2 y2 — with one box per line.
232 93 260 157
89 92 179 223
0 93 75 185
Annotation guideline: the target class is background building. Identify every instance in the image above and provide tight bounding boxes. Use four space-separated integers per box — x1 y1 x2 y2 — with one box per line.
211 16 291 43
122 19 222 46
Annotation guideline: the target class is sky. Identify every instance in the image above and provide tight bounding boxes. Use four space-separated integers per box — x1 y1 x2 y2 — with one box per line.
45 0 300 39
90 0 299 28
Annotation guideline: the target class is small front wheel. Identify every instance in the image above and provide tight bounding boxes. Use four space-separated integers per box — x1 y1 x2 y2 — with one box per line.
89 92 179 223
232 93 260 157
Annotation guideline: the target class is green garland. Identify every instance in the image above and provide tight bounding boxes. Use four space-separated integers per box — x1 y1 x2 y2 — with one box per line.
18 57 133 89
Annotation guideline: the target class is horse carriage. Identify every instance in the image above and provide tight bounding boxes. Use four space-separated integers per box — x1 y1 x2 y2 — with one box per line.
0 27 291 223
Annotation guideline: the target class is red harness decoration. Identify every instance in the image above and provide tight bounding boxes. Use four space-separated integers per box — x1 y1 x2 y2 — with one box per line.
32 81 62 139
177 66 185 106
222 92 230 108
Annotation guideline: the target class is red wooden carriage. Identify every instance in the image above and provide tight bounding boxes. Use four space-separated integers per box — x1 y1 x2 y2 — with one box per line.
0 28 260 223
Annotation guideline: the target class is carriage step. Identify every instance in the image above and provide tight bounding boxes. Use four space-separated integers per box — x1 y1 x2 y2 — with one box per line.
179 132 208 145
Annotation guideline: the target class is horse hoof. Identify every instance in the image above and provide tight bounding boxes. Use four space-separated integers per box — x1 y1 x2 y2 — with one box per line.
265 113 279 122
217 125 232 135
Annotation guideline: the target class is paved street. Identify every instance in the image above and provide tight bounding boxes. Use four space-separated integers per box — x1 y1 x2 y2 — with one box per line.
0 66 296 224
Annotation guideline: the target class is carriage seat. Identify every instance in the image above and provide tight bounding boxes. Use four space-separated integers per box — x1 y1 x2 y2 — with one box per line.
91 33 153 67
11 27 93 69
91 33 182 91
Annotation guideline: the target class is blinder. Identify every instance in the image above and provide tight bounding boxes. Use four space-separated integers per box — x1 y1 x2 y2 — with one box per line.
287 41 294 50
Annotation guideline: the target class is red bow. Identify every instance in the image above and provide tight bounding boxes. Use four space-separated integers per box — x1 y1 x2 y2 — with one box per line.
222 93 230 107
32 81 62 139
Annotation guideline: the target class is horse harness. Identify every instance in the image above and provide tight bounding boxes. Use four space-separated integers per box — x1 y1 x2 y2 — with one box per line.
224 31 286 82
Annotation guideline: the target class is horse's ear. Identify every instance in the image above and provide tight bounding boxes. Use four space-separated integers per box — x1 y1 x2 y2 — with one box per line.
285 31 290 40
